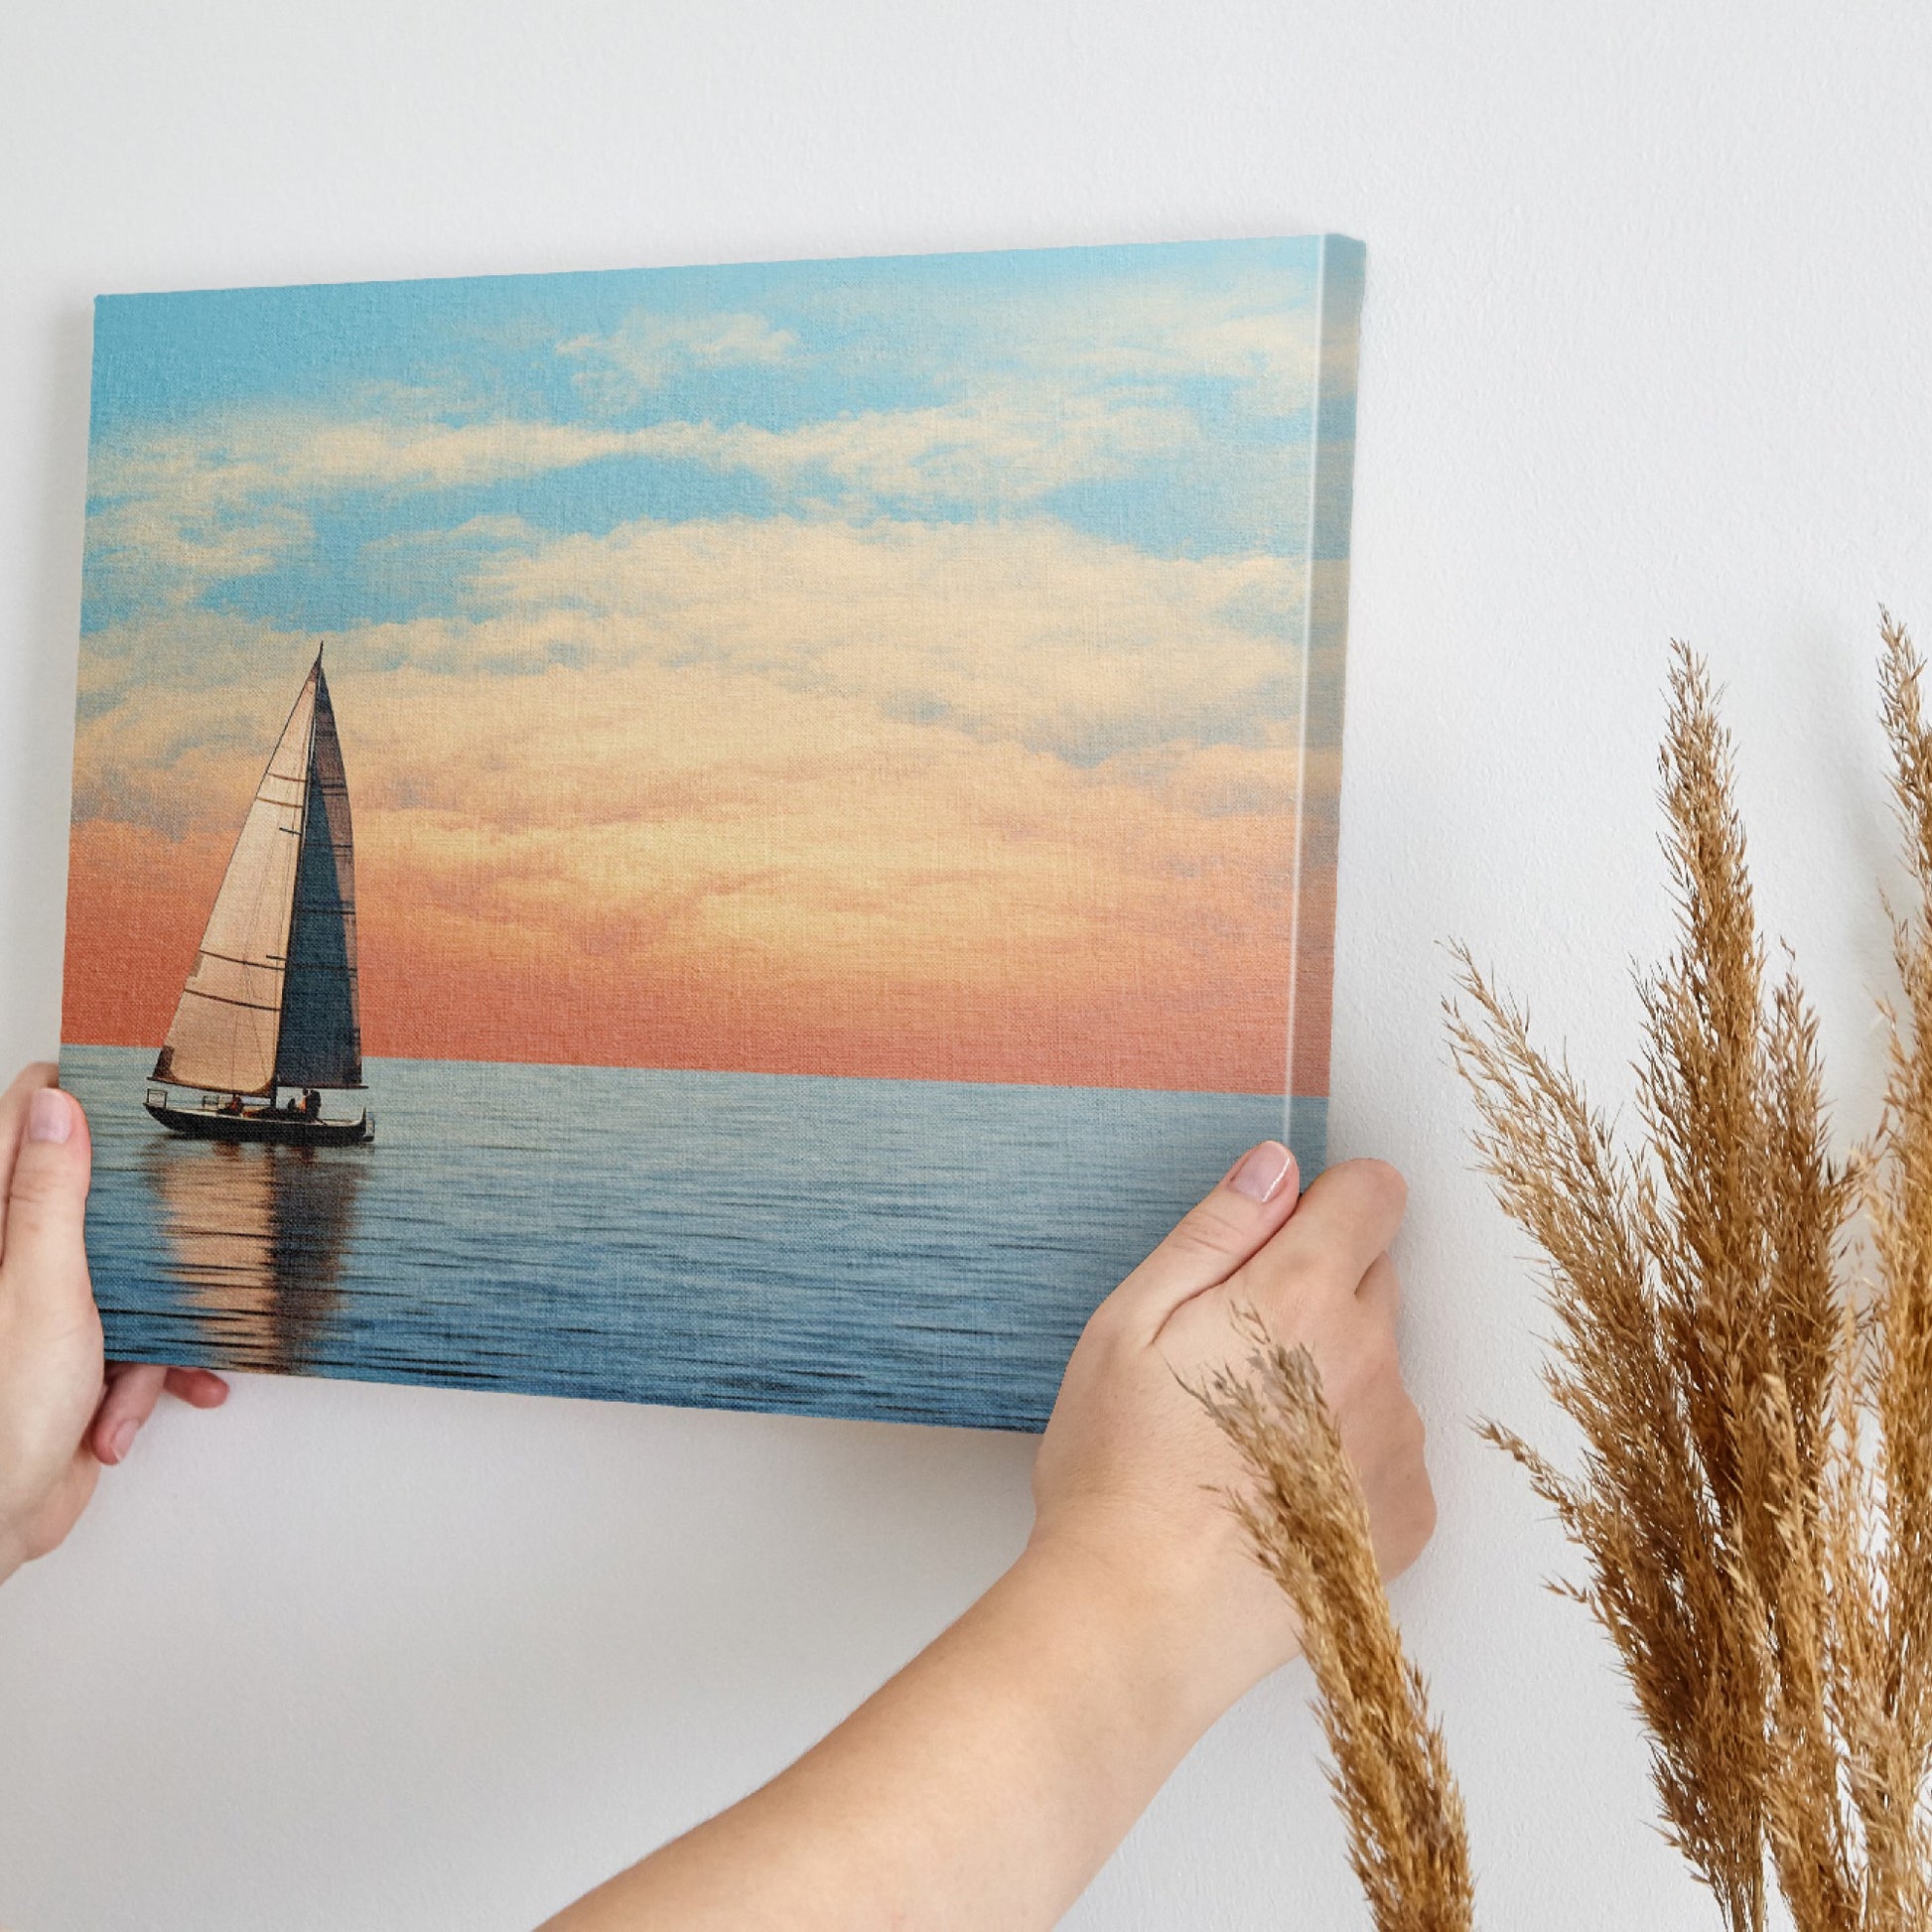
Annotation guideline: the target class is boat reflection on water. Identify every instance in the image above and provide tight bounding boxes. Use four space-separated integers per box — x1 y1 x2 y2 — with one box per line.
141 1137 364 1373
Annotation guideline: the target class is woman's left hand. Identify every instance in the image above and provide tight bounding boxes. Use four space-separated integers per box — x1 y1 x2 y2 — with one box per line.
0 1062 228 1585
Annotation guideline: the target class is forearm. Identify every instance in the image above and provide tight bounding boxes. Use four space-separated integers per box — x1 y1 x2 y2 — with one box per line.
543 1541 1238 1931
540 1148 1429 1930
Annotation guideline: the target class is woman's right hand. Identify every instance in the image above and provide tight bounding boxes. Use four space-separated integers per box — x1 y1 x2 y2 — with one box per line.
1029 1144 1435 1724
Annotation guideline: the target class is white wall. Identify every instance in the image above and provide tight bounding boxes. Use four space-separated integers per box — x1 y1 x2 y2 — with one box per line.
3 2 1928 1924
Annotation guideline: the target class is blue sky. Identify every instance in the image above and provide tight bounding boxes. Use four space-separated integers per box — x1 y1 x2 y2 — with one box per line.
82 235 1338 636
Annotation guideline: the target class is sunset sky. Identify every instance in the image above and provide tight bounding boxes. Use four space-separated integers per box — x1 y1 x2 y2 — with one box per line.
65 238 1357 1093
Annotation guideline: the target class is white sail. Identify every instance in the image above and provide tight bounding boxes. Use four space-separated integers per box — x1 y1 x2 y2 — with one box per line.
153 654 363 1097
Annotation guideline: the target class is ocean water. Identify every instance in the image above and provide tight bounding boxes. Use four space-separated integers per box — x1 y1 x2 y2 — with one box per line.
63 1045 1322 1432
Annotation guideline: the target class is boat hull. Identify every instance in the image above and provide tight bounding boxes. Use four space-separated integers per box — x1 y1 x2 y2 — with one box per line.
144 1097 373 1146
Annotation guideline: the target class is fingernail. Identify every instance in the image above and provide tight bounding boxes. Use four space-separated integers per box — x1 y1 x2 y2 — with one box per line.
27 1089 72 1145
1229 1141 1294 1203
107 1418 138 1463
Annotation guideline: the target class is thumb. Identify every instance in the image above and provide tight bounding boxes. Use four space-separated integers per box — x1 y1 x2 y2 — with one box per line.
2 1087 95 1323
1103 1141 1301 1337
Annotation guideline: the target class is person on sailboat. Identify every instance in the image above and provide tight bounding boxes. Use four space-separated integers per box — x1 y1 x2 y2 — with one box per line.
0 1059 1432 1931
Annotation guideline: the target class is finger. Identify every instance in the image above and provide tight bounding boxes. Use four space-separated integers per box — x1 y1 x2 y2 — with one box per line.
1352 1389 1436 1580
1 1086 94 1329
0 1062 60 1259
93 1362 168 1464
1240 1159 1408 1310
1106 1141 1301 1336
1355 1252 1402 1320
164 1366 230 1409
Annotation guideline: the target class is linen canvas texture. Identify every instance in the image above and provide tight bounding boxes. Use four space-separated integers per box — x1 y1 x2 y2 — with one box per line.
62 235 1364 1431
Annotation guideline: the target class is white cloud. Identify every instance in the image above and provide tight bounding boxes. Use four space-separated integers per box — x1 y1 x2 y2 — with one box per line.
79 513 1308 807
560 308 798 404
83 491 314 612
1046 281 1321 417
91 410 662 508
621 387 1193 506
810 270 1323 420
84 408 674 609
450 512 1304 763
83 377 1203 611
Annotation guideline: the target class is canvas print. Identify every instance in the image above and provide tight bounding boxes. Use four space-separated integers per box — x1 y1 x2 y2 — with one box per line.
61 235 1364 1431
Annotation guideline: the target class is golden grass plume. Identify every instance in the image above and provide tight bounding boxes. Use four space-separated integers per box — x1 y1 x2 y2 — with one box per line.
1447 614 1932 1931
1199 1311 1475 1932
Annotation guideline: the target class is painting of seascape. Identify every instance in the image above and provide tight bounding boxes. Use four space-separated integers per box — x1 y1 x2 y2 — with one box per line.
64 236 1363 1432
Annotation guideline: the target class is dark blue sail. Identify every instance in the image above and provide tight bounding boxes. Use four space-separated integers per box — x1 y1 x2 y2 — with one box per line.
273 663 364 1090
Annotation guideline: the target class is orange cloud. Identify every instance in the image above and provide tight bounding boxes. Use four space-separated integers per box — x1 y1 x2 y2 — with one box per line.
66 518 1336 1095
66 832 1318 1093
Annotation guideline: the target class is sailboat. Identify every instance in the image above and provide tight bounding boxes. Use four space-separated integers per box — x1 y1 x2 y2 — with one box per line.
145 645 374 1146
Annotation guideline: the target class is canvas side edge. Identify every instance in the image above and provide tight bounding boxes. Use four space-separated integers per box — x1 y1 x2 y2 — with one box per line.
1283 235 1365 1173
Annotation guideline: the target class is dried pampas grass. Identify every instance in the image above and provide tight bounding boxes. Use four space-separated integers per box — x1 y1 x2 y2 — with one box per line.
1200 1315 1474 1932
1208 616 1932 1932
1447 615 1932 1930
